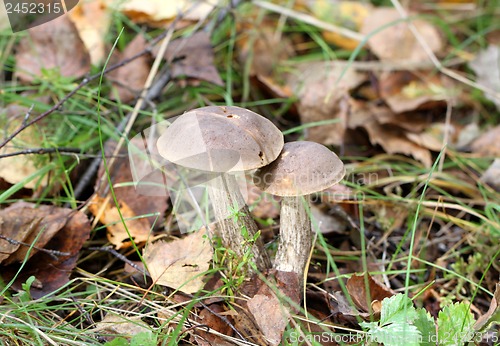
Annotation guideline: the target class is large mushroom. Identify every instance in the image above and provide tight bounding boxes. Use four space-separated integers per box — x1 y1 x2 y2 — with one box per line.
253 141 345 276
157 106 284 271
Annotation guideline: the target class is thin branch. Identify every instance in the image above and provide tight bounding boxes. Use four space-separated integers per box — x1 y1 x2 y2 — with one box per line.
0 147 81 158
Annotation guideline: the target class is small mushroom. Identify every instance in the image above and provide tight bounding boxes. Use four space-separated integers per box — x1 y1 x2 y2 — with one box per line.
253 141 345 276
157 105 284 271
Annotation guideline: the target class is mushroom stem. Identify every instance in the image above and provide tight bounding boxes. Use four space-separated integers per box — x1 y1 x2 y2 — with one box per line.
207 173 271 271
274 195 312 276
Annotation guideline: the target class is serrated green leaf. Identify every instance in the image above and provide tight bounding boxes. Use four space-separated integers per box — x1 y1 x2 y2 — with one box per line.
414 308 437 346
380 294 418 326
363 321 421 346
438 302 475 345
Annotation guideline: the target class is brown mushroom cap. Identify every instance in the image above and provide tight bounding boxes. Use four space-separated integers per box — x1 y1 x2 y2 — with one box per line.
157 106 284 173
253 141 345 196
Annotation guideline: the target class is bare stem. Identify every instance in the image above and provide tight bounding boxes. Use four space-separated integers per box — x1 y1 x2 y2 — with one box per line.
207 174 271 271
274 195 312 276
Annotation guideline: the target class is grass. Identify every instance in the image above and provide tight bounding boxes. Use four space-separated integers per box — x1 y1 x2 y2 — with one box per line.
1 0 500 345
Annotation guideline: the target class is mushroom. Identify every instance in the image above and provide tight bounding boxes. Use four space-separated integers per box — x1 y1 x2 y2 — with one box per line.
157 105 284 271
253 141 345 276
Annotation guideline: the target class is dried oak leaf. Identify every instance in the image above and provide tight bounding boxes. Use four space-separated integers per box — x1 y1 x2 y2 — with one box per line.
346 273 395 313
361 7 443 64
109 34 151 103
0 203 90 298
143 228 212 294
154 31 223 86
15 15 90 82
68 0 111 65
288 61 366 146
89 195 151 249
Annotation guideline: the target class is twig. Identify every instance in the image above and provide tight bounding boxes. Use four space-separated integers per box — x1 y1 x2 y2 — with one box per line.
0 147 81 158
0 234 71 260
87 246 145 274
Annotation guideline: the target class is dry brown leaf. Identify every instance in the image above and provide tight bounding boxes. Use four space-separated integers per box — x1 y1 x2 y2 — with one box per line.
348 102 433 167
109 34 151 103
288 61 366 145
92 313 150 339
0 105 44 189
471 125 500 157
481 159 500 191
247 293 288 346
89 195 151 249
0 203 90 298
154 31 223 86
15 15 90 82
347 273 395 313
143 228 212 293
379 71 456 113
247 184 280 220
0 202 70 264
68 0 111 65
361 7 443 63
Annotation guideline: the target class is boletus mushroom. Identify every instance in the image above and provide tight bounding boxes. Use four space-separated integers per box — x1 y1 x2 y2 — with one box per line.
157 105 284 271
253 141 345 277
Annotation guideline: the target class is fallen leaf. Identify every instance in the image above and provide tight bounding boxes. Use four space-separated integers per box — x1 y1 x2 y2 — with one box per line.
247 294 288 346
68 0 111 65
469 45 500 110
471 125 500 157
474 283 500 331
89 195 152 249
0 203 90 298
154 31 223 86
288 61 366 145
378 71 456 113
0 105 45 189
192 303 235 346
15 15 90 82
361 7 443 63
308 0 372 50
247 183 280 220
311 204 348 234
0 202 70 264
143 228 213 293
348 102 433 167
109 34 151 103
92 313 151 340
346 273 395 313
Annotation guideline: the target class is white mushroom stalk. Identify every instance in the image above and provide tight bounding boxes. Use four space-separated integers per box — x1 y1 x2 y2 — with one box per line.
254 141 345 277
157 106 284 271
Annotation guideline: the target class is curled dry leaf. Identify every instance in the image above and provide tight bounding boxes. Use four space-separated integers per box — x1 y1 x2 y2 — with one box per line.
348 101 433 167
109 34 151 103
361 7 443 64
143 228 213 294
474 283 500 331
15 15 90 82
347 273 395 313
378 71 457 113
288 61 366 146
0 202 90 298
68 0 111 65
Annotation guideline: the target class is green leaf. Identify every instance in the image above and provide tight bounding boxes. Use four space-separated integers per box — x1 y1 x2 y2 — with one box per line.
414 308 437 346
380 294 418 326
130 331 157 346
437 302 475 345
362 321 421 346
104 337 129 346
